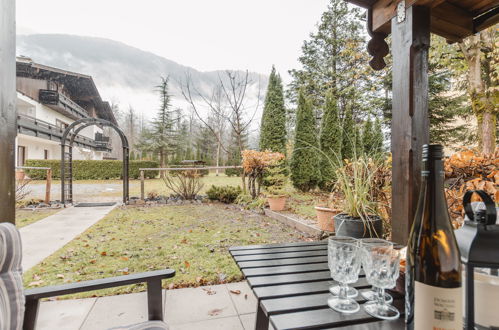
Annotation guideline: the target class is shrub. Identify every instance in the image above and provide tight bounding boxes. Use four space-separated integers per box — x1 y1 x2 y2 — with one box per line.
235 193 266 210
224 167 243 177
24 160 159 180
242 150 285 198
206 185 242 203
163 171 204 200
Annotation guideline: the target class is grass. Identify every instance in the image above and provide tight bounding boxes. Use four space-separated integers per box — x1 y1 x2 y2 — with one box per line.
16 208 62 228
23 203 311 298
30 173 242 199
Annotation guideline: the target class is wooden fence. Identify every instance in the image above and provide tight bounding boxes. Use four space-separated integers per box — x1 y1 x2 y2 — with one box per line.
16 166 52 203
138 166 242 200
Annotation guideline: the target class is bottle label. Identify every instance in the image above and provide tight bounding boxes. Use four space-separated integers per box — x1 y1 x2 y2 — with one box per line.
414 281 462 330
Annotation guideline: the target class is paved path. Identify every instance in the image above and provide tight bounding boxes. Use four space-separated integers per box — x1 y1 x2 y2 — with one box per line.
27 183 129 202
20 204 117 270
36 282 264 330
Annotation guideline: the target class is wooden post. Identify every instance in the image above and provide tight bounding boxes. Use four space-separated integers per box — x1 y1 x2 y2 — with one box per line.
390 5 430 244
0 0 16 224
45 169 52 204
140 170 145 201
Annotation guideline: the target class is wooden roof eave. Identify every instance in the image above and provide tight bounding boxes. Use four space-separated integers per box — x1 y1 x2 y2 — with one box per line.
346 0 499 43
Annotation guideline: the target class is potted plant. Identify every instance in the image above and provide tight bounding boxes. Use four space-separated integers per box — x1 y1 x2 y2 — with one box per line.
315 192 341 232
333 157 389 238
264 165 288 212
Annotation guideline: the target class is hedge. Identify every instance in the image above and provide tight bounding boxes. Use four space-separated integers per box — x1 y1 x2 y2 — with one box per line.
24 160 159 180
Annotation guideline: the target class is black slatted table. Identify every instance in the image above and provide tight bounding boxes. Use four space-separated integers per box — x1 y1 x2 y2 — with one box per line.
229 240 404 330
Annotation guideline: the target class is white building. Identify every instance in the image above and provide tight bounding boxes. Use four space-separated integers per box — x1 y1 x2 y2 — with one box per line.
15 57 117 166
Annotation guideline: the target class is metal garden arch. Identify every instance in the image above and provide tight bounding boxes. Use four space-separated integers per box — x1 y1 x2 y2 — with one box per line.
60 118 129 205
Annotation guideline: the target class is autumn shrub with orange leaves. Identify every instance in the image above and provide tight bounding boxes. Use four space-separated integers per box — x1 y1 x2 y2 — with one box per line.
242 150 285 198
444 148 499 227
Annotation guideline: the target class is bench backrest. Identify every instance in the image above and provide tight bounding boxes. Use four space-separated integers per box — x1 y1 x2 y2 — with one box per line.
0 222 25 330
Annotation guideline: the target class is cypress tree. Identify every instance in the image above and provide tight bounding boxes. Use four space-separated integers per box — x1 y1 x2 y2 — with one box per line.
290 90 321 192
259 66 287 154
362 118 374 155
318 90 342 190
341 104 355 161
372 117 384 154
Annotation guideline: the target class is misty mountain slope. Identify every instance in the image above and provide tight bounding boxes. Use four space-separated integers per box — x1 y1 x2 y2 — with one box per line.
16 34 267 117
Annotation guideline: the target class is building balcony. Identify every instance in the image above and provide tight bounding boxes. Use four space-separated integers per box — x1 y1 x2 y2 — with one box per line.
39 89 89 120
17 114 112 152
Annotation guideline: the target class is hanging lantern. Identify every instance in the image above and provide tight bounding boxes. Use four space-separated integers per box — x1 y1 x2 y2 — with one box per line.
455 190 499 329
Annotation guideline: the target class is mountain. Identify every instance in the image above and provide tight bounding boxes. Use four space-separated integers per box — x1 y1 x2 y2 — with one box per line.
16 34 267 120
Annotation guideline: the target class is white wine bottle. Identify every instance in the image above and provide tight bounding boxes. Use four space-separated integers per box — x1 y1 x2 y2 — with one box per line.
405 144 462 330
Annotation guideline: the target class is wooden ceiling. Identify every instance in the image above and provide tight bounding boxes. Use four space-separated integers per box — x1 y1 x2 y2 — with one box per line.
347 0 499 42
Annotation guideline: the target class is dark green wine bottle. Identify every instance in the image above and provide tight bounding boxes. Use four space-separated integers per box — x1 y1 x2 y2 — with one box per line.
405 144 462 330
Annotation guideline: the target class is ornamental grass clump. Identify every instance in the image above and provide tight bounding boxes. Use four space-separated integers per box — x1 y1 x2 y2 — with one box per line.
335 156 391 222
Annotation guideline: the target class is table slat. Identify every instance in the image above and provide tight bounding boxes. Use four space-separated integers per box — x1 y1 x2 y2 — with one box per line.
247 271 332 287
261 290 404 316
229 240 326 251
242 263 329 277
253 278 369 300
230 244 326 256
238 256 327 269
233 250 327 262
269 298 404 330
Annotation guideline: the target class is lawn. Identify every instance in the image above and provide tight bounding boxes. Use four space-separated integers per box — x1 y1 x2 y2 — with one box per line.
23 203 312 298
16 208 62 228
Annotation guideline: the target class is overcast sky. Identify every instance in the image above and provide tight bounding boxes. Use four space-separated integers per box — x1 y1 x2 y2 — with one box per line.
16 0 330 83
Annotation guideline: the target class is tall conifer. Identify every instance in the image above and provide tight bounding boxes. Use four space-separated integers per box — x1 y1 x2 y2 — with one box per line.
259 66 287 154
318 90 342 190
362 118 374 155
290 90 321 192
341 104 355 160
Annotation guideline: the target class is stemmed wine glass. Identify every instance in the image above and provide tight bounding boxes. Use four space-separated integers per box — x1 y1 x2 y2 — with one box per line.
359 238 394 303
328 236 358 298
327 237 362 313
362 246 401 319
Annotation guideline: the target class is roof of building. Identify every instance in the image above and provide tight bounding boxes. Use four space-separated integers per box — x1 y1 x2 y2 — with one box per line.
16 57 117 125
346 0 499 42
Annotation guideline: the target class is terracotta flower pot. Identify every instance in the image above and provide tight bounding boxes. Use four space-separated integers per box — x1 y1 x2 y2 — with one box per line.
314 206 338 232
15 170 25 180
267 196 286 211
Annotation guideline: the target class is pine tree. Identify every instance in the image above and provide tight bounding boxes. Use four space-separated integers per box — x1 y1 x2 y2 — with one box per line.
136 77 177 174
341 104 356 161
259 66 287 154
290 90 321 192
318 90 342 190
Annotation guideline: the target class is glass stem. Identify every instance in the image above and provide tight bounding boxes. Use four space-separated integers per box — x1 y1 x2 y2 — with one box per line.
339 282 348 300
377 287 385 307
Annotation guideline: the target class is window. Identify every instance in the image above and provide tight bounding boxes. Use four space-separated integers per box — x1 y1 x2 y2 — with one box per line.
17 146 26 166
56 119 69 129
44 149 49 160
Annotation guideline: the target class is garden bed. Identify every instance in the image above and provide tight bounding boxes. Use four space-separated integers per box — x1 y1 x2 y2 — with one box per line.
23 203 314 299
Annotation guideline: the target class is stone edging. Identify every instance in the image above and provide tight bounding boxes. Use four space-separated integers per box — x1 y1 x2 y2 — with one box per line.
264 209 328 238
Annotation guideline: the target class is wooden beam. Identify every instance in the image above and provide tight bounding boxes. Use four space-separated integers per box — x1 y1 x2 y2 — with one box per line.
390 5 430 244
0 0 16 224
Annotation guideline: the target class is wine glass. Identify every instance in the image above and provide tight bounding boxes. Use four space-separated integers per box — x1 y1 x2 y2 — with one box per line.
327 238 362 313
362 246 400 320
328 236 358 298
359 238 394 303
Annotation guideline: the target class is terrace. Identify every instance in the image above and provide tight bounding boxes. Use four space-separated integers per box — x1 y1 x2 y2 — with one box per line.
1 1 498 330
